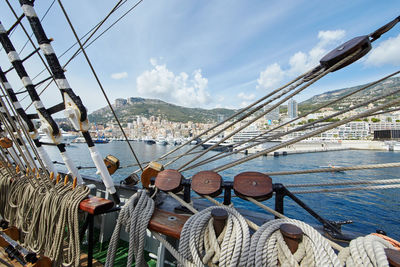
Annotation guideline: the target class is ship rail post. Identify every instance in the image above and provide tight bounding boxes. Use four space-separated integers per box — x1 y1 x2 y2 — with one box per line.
273 183 351 241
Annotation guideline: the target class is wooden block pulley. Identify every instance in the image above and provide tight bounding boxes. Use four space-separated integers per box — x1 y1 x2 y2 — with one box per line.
155 169 183 193
0 137 12 149
192 170 222 197
141 161 164 188
104 154 119 175
233 171 273 201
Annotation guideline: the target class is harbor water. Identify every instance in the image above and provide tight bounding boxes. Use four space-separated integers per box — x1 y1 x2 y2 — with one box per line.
43 141 400 240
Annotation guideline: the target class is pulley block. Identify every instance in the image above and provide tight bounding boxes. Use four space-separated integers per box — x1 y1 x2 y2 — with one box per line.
141 161 164 188
192 170 222 197
233 171 273 201
320 35 371 72
104 154 119 175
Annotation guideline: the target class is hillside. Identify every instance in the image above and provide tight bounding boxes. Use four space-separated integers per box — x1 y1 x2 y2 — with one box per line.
88 97 236 123
88 77 400 124
299 77 400 113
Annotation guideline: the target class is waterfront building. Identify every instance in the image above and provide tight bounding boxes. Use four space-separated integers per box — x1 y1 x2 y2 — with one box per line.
288 99 298 119
369 122 400 133
320 121 370 139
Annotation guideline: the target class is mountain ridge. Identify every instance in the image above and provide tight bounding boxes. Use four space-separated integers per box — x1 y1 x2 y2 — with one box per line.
88 77 400 123
88 97 236 123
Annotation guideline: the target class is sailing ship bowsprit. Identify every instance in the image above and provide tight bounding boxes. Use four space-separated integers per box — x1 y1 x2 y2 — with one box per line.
0 1 400 266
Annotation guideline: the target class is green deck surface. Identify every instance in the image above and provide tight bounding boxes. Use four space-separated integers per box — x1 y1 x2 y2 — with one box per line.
81 230 158 267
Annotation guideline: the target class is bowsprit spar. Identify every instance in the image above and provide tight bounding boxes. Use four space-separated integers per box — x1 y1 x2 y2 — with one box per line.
0 1 399 266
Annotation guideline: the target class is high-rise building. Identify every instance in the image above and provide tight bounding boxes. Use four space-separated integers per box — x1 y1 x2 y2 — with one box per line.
288 99 298 119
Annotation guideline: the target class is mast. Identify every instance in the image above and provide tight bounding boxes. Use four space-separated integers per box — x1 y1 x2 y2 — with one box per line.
18 0 120 203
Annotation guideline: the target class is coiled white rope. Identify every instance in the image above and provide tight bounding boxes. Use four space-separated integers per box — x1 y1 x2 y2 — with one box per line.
0 168 11 217
247 218 341 267
338 234 394 267
178 206 250 267
105 190 155 267
0 166 89 266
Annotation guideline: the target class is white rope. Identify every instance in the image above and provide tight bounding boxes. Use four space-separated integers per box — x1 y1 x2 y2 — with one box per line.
338 234 394 267
267 162 400 176
0 165 89 266
287 178 400 188
178 206 250 267
292 184 400 194
247 218 341 267
105 190 155 267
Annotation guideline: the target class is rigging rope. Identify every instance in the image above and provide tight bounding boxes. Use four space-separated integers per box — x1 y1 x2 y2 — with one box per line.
105 190 155 267
152 72 309 170
267 162 400 176
184 69 400 171
292 184 400 194
212 96 400 173
178 51 357 172
286 178 400 188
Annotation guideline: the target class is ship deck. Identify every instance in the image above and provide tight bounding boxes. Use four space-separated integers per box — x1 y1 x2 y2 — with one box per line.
0 246 103 266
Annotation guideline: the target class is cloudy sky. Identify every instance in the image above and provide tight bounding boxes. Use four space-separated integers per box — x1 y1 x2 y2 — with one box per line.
1 0 400 114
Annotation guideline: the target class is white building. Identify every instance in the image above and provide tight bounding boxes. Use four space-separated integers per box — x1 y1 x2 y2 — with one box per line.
288 99 298 119
369 122 400 133
320 121 370 139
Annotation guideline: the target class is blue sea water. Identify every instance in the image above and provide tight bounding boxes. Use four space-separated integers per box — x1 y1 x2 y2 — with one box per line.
44 141 400 240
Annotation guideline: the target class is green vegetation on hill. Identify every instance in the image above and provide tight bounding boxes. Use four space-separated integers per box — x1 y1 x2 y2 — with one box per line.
88 98 236 123
88 77 400 124
299 77 400 114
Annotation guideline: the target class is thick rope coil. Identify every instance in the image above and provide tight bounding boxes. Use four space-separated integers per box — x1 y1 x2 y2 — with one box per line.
0 168 11 217
372 233 400 250
105 190 155 267
247 218 341 267
178 206 250 267
338 234 395 267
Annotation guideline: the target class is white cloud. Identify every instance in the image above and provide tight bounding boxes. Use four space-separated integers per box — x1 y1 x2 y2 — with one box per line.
136 60 210 107
240 101 250 108
111 72 128 80
365 33 400 66
257 29 345 90
238 92 256 101
257 63 285 90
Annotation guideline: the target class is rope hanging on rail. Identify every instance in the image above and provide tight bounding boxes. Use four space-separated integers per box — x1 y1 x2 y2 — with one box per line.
105 190 155 267
0 165 89 266
247 218 341 267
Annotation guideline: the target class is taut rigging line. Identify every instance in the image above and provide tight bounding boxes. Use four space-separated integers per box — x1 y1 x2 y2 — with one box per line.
183 69 400 171
176 51 355 172
213 97 400 173
158 16 400 175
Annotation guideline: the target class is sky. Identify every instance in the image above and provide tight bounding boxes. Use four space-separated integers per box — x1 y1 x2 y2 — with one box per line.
0 0 400 115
